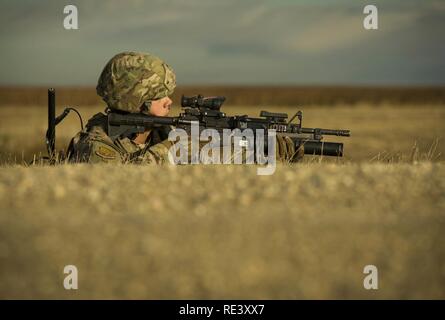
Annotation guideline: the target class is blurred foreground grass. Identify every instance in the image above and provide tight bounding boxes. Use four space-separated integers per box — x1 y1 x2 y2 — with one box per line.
0 163 444 299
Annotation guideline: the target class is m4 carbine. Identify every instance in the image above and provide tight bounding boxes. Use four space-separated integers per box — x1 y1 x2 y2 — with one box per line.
107 94 351 157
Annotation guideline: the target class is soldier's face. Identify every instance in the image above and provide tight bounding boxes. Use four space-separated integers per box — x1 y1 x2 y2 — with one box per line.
150 96 172 116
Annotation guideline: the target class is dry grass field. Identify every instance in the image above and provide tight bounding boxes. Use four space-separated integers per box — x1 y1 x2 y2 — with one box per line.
0 163 444 299
0 87 444 299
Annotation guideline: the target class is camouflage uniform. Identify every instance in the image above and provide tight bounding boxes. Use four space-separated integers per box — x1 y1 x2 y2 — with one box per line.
68 51 176 164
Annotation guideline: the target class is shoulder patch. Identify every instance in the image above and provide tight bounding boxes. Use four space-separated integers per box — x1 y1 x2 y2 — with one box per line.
95 145 117 160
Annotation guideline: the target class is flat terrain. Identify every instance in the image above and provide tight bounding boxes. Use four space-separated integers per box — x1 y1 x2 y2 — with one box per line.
0 163 444 299
0 94 444 299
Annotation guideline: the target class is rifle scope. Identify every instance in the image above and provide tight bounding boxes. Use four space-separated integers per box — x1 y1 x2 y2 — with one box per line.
181 95 225 110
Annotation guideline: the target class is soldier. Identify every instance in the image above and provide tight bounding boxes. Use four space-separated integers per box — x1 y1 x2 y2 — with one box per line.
67 51 177 164
67 51 301 164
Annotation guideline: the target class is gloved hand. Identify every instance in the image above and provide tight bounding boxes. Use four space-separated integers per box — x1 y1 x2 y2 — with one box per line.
276 134 304 162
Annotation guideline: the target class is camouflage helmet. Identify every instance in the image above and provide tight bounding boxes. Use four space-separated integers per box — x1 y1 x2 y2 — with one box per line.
96 51 176 112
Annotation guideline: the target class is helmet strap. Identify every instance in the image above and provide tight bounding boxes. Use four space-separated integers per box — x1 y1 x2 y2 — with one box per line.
141 101 152 115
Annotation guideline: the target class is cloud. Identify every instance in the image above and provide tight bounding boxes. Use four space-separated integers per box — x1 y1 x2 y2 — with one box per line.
286 10 420 53
235 5 269 28
0 0 444 85
288 13 364 53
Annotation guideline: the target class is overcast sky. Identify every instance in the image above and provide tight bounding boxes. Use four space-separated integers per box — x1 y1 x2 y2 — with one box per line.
1 0 444 86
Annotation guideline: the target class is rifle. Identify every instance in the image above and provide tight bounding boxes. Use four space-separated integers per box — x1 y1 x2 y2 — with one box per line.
107 94 350 157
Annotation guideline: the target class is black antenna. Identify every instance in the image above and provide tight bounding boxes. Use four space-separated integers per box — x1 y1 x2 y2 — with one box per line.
44 87 85 164
46 88 56 161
